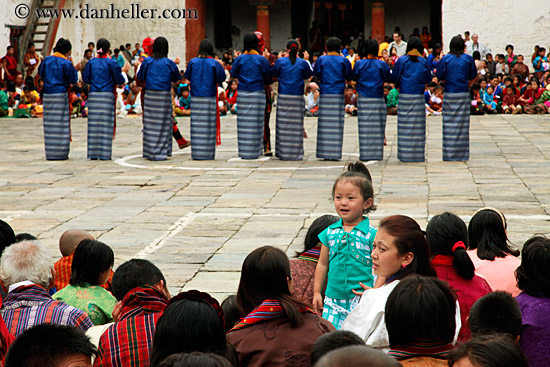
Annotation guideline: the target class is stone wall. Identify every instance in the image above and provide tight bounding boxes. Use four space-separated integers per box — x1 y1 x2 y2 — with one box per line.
442 0 550 65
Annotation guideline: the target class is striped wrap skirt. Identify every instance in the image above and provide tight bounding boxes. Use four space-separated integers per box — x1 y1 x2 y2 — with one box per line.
442 92 470 161
357 95 387 161
275 94 306 161
397 93 426 162
190 96 217 160
87 91 115 160
142 90 173 161
237 90 266 159
317 94 345 160
43 93 71 160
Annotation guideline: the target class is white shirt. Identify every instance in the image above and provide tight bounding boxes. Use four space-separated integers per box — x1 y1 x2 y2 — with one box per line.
341 280 461 350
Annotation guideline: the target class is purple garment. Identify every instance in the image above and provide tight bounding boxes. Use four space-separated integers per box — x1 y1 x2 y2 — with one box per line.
516 292 550 367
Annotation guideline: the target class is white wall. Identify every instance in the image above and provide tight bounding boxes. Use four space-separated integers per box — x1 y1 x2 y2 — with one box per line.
363 0 431 41
443 0 550 64
1 0 31 58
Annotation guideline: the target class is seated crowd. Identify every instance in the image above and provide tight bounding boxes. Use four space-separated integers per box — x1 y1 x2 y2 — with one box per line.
0 168 548 367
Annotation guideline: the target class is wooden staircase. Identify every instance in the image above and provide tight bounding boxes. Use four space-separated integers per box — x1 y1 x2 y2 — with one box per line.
18 0 63 65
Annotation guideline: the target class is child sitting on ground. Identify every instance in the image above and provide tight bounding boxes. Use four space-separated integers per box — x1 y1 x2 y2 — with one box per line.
427 85 443 116
385 84 398 115
470 83 485 115
483 85 498 114
53 230 113 292
502 87 520 114
344 86 358 116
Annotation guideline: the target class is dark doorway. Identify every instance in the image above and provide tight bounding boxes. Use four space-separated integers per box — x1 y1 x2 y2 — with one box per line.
291 0 313 49
213 0 233 49
429 0 442 45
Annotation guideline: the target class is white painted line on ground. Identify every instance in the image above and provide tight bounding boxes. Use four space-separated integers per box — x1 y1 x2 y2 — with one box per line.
115 151 374 172
134 212 197 259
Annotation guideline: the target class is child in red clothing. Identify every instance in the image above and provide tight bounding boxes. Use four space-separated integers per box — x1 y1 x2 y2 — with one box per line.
502 87 520 114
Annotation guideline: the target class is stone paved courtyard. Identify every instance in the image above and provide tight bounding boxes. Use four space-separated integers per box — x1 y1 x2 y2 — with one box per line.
1 112 550 300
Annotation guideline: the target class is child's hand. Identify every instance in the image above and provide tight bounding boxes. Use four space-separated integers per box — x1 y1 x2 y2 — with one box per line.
312 293 324 315
351 282 372 297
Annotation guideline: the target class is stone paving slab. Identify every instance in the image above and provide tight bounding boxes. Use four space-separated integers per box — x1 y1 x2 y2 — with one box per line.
2 112 550 301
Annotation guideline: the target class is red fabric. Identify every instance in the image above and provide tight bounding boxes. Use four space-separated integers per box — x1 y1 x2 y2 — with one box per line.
231 299 314 331
0 297 14 364
142 38 154 57
2 55 17 81
54 254 114 291
432 263 492 342
94 286 168 367
226 89 237 105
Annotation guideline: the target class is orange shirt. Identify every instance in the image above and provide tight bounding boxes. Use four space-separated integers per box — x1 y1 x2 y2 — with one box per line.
54 254 114 292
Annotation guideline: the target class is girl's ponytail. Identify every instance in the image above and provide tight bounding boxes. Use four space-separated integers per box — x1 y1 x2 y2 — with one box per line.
286 40 300 65
344 161 372 181
426 213 475 280
451 241 475 279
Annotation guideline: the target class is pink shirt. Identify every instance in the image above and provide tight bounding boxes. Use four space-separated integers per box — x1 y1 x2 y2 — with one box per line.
468 250 521 296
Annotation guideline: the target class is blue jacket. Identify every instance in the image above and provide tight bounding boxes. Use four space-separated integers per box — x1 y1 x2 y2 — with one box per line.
391 55 432 95
272 57 313 96
136 57 180 91
82 58 125 92
353 58 391 98
314 55 352 94
231 54 271 92
39 55 78 94
436 53 477 93
184 57 226 97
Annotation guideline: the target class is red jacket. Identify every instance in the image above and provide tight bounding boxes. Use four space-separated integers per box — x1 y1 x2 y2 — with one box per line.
432 257 492 342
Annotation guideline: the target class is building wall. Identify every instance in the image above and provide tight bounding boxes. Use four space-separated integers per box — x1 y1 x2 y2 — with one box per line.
1 0 31 57
443 0 550 62
231 0 292 53
363 0 431 41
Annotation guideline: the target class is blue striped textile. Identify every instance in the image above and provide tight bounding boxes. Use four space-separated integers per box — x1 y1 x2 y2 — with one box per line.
87 91 115 160
442 92 470 161
275 94 306 161
42 93 71 160
190 96 217 160
316 94 345 160
142 90 173 161
357 95 387 161
397 93 426 162
236 90 265 159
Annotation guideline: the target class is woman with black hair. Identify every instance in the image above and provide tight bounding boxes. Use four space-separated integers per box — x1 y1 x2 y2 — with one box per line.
272 39 313 160
149 294 227 367
184 39 226 160
391 36 432 162
515 235 550 367
290 214 339 304
436 35 477 161
38 38 78 160
52 239 115 325
313 37 353 160
82 38 125 161
342 215 437 349
231 33 272 159
353 39 391 161
386 276 458 365
448 335 529 367
227 246 334 367
467 208 520 296
136 37 181 161
426 212 491 342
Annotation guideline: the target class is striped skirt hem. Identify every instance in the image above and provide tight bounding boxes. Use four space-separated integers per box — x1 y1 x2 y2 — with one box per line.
317 94 345 160
357 95 387 161
237 90 265 159
190 97 217 160
275 94 305 161
87 91 115 160
397 93 426 162
43 93 71 160
442 92 470 161
143 90 173 161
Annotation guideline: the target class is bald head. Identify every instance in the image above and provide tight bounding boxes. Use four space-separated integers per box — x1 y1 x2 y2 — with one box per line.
315 346 401 367
59 230 94 257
